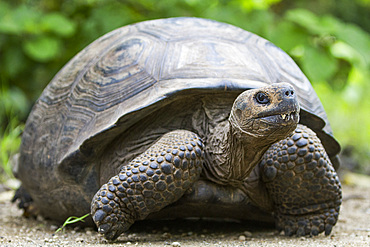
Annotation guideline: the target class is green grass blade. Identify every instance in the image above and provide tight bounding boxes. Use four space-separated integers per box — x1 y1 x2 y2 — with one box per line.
55 213 90 234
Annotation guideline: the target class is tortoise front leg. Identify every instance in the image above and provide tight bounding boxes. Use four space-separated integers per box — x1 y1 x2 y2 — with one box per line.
260 124 342 236
91 130 204 240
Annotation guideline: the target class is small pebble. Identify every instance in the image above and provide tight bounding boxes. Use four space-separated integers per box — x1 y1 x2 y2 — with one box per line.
75 237 84 242
187 231 193 236
266 231 276 236
238 235 246 241
162 232 171 239
50 225 58 231
171 242 181 247
36 215 45 222
100 239 109 244
25 237 33 242
44 238 52 243
243 231 252 237
128 233 137 238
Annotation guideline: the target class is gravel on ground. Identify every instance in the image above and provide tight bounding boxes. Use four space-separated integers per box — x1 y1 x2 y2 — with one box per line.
0 182 369 247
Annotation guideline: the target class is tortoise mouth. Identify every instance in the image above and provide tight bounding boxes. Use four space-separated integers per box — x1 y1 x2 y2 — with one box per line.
256 111 299 125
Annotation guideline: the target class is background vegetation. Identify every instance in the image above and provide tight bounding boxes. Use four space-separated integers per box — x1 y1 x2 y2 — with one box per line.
1 0 369 182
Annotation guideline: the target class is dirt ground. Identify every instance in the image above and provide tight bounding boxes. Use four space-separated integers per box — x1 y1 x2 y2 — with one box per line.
0 182 369 247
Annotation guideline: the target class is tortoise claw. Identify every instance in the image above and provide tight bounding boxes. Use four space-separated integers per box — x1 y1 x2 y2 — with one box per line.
98 223 111 234
98 223 122 241
277 208 339 237
325 224 333 236
296 227 305 236
311 226 319 236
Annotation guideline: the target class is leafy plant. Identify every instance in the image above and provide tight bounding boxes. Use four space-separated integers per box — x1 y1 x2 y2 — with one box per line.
0 83 25 182
0 120 23 182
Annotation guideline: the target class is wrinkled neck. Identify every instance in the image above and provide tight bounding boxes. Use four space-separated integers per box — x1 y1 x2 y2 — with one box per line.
204 121 270 187
230 126 271 178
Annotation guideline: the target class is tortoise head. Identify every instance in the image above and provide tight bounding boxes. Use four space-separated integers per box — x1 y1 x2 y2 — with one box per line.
229 83 300 145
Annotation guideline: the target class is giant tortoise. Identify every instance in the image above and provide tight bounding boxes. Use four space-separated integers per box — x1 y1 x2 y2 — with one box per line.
14 17 342 240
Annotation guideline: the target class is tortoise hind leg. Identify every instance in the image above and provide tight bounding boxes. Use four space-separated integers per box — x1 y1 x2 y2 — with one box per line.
91 130 204 240
260 124 342 236
12 186 40 217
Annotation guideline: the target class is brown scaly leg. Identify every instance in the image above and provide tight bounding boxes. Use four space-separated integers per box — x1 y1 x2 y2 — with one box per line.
91 130 204 240
260 124 342 236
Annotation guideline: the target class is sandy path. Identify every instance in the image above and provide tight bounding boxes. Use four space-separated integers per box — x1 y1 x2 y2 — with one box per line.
0 185 369 247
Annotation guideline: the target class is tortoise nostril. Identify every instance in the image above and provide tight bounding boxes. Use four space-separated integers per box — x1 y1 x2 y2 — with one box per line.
285 90 294 97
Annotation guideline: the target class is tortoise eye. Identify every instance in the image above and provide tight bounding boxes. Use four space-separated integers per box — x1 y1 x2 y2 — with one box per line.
255 92 270 104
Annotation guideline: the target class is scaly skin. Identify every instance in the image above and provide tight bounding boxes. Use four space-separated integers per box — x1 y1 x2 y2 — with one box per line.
91 130 204 240
260 124 342 236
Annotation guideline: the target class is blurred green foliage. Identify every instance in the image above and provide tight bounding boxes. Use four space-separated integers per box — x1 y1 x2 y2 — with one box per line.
0 0 369 178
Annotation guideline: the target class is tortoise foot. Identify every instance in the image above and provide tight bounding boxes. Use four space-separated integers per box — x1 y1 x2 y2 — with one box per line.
91 130 204 240
12 186 39 218
276 206 339 236
260 124 342 236
91 183 134 240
